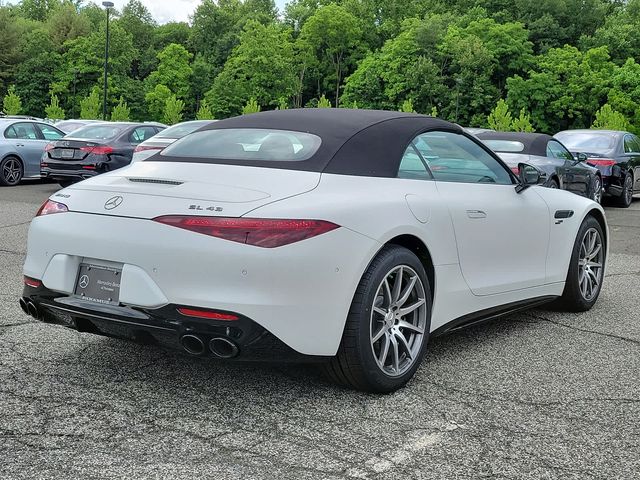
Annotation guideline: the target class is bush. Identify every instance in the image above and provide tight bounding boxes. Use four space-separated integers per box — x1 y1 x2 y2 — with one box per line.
163 95 184 125
242 98 261 115
111 96 131 121
3 86 22 115
45 94 65 121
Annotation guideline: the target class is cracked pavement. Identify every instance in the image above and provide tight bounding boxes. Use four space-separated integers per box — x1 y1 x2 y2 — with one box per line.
1 182 639 479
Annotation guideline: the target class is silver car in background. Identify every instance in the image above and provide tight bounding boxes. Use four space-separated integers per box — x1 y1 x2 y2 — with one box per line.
0 119 65 186
131 120 216 162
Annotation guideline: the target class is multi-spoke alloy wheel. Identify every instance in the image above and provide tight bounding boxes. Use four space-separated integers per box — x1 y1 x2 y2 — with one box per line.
578 228 603 301
323 245 432 392
553 215 606 312
370 265 427 377
0 157 23 186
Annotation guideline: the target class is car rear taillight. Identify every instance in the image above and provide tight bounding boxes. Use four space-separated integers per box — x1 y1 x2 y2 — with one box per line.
36 200 68 217
23 276 42 288
177 308 238 321
81 145 113 155
153 216 340 248
587 159 616 167
134 145 163 153
44 143 55 152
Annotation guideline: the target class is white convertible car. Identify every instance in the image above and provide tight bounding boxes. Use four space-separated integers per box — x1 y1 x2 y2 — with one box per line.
21 109 607 392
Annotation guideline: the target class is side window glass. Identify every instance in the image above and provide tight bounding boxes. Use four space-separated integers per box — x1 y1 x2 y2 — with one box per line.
412 131 513 185
4 126 17 139
38 124 64 140
130 127 156 144
546 140 573 160
631 136 640 153
397 146 431 180
624 135 636 153
12 123 38 140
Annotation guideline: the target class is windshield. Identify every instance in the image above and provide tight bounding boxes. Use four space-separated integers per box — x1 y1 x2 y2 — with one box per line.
68 124 125 140
155 121 213 139
554 132 616 153
483 140 525 153
159 128 322 162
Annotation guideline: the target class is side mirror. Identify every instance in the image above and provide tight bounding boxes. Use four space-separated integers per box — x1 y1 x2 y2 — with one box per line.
576 152 588 162
516 163 547 193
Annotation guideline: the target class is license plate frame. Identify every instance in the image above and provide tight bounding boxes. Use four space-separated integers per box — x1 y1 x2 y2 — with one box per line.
74 263 122 305
60 149 75 159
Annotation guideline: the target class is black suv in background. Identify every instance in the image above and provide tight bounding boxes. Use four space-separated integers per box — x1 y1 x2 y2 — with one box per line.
41 122 165 187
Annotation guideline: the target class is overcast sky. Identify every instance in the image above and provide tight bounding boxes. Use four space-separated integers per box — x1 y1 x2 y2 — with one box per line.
88 0 288 24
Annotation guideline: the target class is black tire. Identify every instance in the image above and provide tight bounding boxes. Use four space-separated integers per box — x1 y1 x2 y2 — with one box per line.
322 245 432 393
548 178 559 189
0 156 24 186
614 172 634 208
551 215 606 312
58 179 75 188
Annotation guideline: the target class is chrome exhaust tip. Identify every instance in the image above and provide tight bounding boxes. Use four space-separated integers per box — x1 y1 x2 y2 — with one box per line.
209 337 239 359
180 334 205 356
19 298 29 315
26 301 40 320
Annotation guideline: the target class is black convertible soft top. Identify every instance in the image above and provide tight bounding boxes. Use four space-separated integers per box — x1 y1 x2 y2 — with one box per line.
155 109 466 177
476 131 553 157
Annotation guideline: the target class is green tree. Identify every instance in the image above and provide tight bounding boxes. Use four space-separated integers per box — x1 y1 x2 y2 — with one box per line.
145 84 173 121
196 100 215 120
487 99 513 131
163 95 184 125
399 98 416 113
317 94 331 108
511 108 535 132
242 98 261 114
430 106 439 117
300 4 363 107
206 21 297 118
3 86 22 115
45 93 65 120
277 97 289 110
80 87 101 119
592 103 631 131
146 43 193 100
111 96 131 121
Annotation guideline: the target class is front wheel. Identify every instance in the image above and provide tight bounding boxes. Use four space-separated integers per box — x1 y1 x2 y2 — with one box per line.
322 245 432 392
552 216 606 312
591 175 602 204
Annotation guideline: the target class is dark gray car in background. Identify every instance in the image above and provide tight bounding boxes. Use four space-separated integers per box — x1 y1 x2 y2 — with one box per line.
41 122 165 187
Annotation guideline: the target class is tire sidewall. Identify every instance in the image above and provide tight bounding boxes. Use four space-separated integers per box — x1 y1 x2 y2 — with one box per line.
353 246 432 392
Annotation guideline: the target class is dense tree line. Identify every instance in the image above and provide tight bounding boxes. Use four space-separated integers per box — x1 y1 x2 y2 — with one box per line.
1 0 640 132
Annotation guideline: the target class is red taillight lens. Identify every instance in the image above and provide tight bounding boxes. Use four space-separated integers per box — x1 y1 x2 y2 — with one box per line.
134 145 163 153
177 308 238 321
44 143 55 152
153 216 340 248
587 159 616 167
36 200 68 216
82 165 96 170
23 276 42 288
81 145 113 155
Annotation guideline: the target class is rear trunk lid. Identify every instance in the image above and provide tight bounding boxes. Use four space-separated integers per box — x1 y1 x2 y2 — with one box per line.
47 139 110 161
58 161 321 219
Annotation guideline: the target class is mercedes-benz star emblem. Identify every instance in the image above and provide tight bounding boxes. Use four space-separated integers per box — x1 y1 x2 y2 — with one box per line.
79 275 89 289
104 195 123 210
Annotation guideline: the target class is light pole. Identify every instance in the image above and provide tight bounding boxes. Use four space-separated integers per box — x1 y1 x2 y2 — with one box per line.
102 1 114 120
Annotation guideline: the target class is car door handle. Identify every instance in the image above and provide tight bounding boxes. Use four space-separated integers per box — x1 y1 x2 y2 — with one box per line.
466 210 487 219
16 143 24 147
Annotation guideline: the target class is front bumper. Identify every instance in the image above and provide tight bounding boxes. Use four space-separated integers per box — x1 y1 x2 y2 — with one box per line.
21 284 320 362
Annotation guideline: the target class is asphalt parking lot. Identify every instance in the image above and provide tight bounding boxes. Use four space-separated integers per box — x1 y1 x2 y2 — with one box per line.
1 182 639 480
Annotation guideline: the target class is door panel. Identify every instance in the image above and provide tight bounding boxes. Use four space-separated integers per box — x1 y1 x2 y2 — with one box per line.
435 183 550 296
12 123 46 177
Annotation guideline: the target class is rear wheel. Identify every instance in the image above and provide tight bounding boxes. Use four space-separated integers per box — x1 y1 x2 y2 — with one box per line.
614 172 633 208
322 245 431 392
552 216 605 312
0 156 23 186
549 178 559 189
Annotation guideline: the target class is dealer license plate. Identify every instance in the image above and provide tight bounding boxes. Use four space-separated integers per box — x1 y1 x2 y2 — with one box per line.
74 264 121 305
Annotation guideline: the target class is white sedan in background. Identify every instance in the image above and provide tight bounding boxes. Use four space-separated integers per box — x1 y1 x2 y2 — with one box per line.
131 120 216 162
21 109 607 392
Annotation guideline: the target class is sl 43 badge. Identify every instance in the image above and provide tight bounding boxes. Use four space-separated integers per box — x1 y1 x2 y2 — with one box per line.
189 204 223 212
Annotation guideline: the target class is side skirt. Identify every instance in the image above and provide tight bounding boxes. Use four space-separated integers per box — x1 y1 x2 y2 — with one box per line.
431 295 558 337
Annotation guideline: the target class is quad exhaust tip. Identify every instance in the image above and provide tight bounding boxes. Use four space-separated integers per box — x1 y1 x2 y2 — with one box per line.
19 297 29 315
180 334 206 356
209 337 239 359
